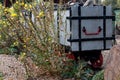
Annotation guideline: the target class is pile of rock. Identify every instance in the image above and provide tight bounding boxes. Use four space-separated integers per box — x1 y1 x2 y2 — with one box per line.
104 45 120 80
0 54 26 80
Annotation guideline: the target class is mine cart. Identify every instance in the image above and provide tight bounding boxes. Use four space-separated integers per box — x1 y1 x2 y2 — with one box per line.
54 4 115 68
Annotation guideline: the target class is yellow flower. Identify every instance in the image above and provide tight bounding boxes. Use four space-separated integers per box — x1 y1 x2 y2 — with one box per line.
22 52 26 56
38 11 44 17
48 37 52 41
23 45 27 48
9 7 14 13
11 13 17 17
16 1 19 4
39 11 44 16
0 4 2 8
4 8 9 14
24 4 32 9
0 35 2 38
19 52 26 60
2 21 6 25
8 7 18 18
29 22 32 26
4 8 8 12
20 2 25 6
23 37 30 43
24 4 28 9
36 16 39 18
13 41 19 46
29 4 32 9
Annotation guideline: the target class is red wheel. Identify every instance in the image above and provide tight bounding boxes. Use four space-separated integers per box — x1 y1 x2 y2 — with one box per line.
66 53 75 60
90 53 103 68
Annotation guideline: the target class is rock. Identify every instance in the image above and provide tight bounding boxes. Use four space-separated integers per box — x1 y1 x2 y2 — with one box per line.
0 54 26 80
104 45 120 80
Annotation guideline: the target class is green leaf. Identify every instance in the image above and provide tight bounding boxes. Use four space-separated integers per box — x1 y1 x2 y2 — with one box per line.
92 70 104 80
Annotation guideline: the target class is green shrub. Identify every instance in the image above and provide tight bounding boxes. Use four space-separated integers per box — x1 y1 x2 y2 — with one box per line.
0 0 67 77
92 70 104 80
61 59 95 80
